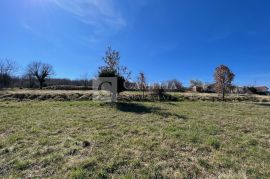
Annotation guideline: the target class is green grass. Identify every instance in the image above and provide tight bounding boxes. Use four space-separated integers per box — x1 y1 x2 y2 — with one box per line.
0 100 269 178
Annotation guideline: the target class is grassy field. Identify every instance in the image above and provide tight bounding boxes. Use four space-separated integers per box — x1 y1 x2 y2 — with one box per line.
0 100 270 178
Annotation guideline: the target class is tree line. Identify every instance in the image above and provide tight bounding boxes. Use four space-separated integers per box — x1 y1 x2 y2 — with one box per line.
0 59 91 90
0 46 267 100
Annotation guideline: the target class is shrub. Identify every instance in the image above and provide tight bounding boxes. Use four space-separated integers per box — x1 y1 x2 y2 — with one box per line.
152 86 166 96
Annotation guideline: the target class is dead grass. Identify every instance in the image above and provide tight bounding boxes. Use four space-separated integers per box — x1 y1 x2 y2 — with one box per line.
1 89 270 102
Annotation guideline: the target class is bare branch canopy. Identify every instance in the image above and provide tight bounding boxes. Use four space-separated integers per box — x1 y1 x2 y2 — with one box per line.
26 61 54 89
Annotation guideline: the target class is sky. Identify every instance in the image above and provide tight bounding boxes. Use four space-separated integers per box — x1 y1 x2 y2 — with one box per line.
0 0 270 87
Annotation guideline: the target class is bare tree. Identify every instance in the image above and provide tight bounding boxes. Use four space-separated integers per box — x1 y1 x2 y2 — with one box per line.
23 72 35 88
0 59 17 89
101 46 120 73
190 80 204 88
0 59 17 75
99 46 131 80
98 47 131 94
26 62 54 89
138 72 147 99
80 73 90 87
167 79 183 92
214 65 235 101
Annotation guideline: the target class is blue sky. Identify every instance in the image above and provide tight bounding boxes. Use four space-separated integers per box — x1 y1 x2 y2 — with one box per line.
0 0 270 87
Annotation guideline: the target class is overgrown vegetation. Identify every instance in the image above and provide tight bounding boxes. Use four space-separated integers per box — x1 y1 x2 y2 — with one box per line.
1 89 270 102
0 100 269 178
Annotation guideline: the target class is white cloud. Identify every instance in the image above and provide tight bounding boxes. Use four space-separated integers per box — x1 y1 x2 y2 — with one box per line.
52 0 126 30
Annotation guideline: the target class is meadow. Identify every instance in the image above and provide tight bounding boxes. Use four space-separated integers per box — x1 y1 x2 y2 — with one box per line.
0 99 269 178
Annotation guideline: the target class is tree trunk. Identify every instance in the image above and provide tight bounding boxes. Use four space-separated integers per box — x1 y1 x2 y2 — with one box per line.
28 78 34 88
222 87 225 101
39 81 43 89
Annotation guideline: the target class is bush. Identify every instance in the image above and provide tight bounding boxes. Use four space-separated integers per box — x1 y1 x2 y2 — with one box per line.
151 86 176 101
152 86 166 97
244 86 268 95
